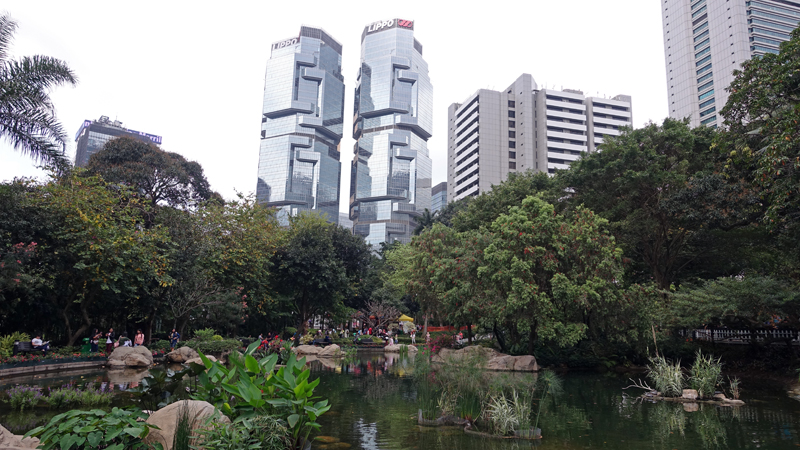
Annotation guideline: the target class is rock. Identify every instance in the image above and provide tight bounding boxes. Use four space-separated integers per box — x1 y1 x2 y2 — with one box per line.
513 355 539 372
107 368 150 385
683 402 699 412
185 355 217 366
487 355 517 371
293 345 321 355
166 346 198 363
143 400 229 450
318 344 341 357
0 424 39 449
384 344 419 353
713 393 727 401
432 346 499 363
681 389 698 400
107 346 154 368
722 398 745 406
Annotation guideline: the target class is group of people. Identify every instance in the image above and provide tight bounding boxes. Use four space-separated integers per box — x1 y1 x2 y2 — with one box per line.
89 328 146 353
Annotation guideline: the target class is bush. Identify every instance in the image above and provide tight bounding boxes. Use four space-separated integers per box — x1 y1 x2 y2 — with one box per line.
44 386 113 409
25 408 155 450
689 350 722 399
5 385 42 411
0 332 31 358
150 340 172 352
193 328 216 342
647 355 685 397
194 414 289 450
185 338 241 354
212 335 223 341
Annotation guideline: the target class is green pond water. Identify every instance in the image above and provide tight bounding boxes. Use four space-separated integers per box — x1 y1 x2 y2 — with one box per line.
1 352 799 449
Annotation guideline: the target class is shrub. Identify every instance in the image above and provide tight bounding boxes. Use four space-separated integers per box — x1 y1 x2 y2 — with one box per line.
150 340 172 352
25 408 156 450
0 332 31 358
5 385 43 411
193 328 216 342
212 335 223 341
194 414 289 450
689 350 722 399
647 355 685 397
185 338 241 354
44 386 113 409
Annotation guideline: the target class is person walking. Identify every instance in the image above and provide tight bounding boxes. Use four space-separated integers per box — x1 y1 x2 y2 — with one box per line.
91 329 101 352
105 328 115 353
134 330 144 347
169 329 180 350
411 331 416 345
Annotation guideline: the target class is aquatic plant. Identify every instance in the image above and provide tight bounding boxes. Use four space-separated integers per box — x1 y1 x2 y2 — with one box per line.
727 376 741 400
647 355 685 397
689 350 722 399
172 401 194 450
194 413 289 450
531 370 561 433
25 407 156 450
484 393 518 435
5 385 42 411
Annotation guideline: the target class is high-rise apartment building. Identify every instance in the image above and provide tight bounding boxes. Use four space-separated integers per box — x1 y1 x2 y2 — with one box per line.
256 26 345 224
74 116 162 167
350 19 433 247
662 0 800 128
431 181 447 214
447 74 632 202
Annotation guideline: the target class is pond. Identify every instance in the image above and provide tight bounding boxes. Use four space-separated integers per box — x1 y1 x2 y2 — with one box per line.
0 352 798 449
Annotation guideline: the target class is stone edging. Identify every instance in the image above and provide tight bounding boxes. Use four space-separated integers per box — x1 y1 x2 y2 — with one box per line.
0 360 107 378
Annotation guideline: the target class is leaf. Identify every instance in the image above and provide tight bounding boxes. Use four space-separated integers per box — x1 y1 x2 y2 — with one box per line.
87 431 103 447
287 414 300 428
123 427 143 438
245 354 260 374
59 434 77 450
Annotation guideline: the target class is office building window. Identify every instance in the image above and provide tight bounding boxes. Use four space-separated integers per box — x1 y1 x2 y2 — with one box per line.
509 161 516 169
508 141 516 148
509 151 516 159
508 110 515 118
509 131 516 138
508 100 515 107
509 120 515 128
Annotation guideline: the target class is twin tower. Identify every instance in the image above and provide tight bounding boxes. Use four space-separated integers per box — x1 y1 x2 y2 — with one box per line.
256 20 432 247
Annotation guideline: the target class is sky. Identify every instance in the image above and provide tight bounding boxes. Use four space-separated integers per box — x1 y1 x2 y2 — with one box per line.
0 0 668 213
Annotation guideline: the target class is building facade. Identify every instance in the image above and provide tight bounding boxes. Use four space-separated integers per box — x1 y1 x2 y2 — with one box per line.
74 116 162 167
256 26 345 224
447 74 632 202
349 19 433 247
431 181 447 213
662 0 800 128
338 212 353 231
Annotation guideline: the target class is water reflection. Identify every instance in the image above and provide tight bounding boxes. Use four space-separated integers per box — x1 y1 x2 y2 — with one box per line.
309 352 800 450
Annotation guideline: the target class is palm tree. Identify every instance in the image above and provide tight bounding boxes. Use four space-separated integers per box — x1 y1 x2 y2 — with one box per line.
0 13 77 171
413 208 436 235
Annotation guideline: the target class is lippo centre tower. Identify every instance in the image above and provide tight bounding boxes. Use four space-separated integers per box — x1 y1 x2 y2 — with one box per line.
349 18 433 247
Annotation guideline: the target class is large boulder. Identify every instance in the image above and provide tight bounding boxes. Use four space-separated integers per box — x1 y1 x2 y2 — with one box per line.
185 355 217 366
513 355 539 372
143 400 229 450
0 424 39 449
166 346 198 363
384 344 418 353
432 346 499 363
106 346 154 369
487 355 517 371
432 346 538 372
293 345 321 355
318 344 341 357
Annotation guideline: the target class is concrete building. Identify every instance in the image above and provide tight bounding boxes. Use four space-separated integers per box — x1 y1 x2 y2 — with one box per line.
349 19 433 247
74 116 162 167
662 0 800 128
256 26 345 225
431 181 447 213
447 74 632 203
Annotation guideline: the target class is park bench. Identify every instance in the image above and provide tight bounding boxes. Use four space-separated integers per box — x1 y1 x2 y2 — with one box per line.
12 341 48 356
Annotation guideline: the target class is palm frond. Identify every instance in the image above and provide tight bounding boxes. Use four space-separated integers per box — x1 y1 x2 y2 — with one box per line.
0 13 17 63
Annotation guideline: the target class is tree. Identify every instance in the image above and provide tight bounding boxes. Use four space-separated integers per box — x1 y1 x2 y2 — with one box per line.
0 14 76 171
87 137 213 220
719 27 800 226
412 209 435 235
560 119 760 289
354 301 401 330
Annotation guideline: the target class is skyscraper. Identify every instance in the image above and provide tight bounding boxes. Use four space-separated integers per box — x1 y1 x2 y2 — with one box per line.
662 0 800 128
350 19 433 247
447 74 632 202
431 181 447 214
256 26 345 224
74 116 162 167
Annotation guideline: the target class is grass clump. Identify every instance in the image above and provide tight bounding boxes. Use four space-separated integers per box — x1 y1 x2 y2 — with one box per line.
689 350 722 399
647 355 684 397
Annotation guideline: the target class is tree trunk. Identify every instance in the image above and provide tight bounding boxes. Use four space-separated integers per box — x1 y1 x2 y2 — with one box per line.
423 312 428 336
494 324 508 353
527 321 537 356
146 307 155 345
66 299 93 347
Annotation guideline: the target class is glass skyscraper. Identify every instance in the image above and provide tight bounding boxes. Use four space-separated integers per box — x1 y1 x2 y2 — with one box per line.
74 116 162 167
256 26 345 224
350 19 433 247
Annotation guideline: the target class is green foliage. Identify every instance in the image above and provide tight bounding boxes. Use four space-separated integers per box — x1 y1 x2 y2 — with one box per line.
128 367 194 411
25 408 157 450
173 401 194 450
193 328 216 342
0 332 30 357
212 335 223 341
727 376 741 400
689 350 722 399
192 414 289 450
45 387 112 409
5 385 42 411
183 338 241 354
647 355 685 397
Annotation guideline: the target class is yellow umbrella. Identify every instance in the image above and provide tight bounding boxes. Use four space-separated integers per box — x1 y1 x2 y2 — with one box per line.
398 314 414 322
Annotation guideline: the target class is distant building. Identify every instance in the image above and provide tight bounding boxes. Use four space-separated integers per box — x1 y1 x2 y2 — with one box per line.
431 181 447 214
338 212 353 231
74 116 162 167
662 0 800 127
447 74 632 203
350 18 433 247
256 26 345 225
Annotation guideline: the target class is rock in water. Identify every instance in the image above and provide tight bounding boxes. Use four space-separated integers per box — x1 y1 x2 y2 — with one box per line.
318 344 342 357
185 355 217 366
166 346 199 363
293 345 322 355
143 400 229 450
681 389 699 400
107 346 154 368
432 346 538 372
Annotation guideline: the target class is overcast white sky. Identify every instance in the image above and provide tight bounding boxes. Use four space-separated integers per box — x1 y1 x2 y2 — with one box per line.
0 0 667 213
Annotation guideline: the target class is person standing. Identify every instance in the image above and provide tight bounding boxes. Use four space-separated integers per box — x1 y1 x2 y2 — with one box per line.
426 332 430 345
411 331 416 345
169 329 180 350
91 329 101 352
105 328 115 353
134 330 144 347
